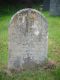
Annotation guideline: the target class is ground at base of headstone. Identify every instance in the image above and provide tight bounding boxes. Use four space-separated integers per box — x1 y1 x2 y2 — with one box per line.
2 60 56 75
0 61 60 80
42 60 56 69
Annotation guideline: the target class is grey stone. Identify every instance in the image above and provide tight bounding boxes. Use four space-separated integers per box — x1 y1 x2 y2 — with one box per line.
50 0 60 16
8 8 48 70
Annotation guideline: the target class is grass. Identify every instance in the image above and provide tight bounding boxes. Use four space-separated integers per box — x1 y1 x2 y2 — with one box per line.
46 13 60 62
0 4 60 80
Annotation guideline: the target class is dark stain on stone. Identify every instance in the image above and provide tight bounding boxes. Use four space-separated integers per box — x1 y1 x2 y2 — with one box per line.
23 56 37 69
13 56 21 69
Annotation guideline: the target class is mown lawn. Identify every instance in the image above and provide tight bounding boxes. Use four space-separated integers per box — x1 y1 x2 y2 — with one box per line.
0 4 60 80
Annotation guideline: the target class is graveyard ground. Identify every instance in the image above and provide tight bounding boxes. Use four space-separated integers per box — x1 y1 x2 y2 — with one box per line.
0 4 60 80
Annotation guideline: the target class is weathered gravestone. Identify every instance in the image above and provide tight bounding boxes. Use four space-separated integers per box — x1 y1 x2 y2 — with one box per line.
8 8 48 70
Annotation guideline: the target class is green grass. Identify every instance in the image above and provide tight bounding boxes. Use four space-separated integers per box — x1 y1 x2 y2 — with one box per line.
45 12 60 62
0 5 60 80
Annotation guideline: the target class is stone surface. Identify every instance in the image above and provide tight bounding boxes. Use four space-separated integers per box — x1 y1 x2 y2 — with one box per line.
8 8 48 70
50 0 60 16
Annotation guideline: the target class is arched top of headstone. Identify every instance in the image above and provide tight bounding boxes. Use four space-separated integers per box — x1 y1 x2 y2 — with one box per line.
9 8 48 25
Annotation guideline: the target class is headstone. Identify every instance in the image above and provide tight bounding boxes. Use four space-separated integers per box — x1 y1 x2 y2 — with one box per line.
8 8 48 70
50 0 60 16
